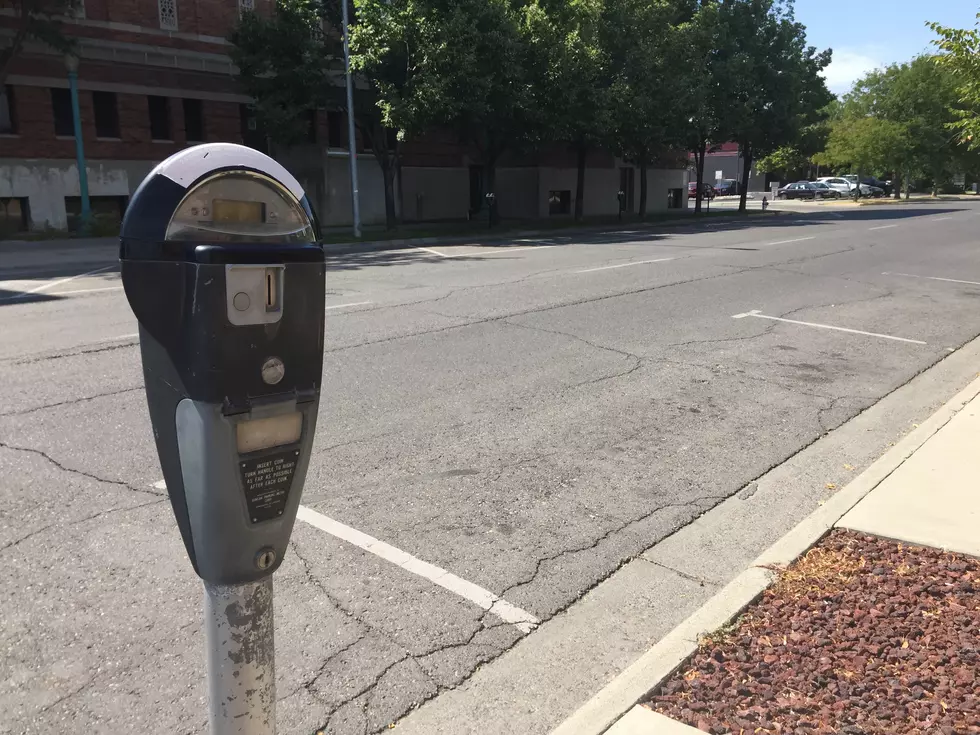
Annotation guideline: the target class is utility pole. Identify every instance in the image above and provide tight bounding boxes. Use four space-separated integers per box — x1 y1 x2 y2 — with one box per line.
65 54 91 236
341 0 362 238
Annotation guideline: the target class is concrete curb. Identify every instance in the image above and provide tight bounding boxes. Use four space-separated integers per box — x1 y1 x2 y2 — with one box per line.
320 212 787 256
550 371 980 735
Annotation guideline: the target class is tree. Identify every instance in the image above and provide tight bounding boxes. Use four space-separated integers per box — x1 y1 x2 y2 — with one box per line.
714 0 832 212
1 0 75 85
527 0 612 221
929 13 980 150
817 56 967 197
231 0 403 230
351 0 537 225
683 0 727 215
606 0 697 216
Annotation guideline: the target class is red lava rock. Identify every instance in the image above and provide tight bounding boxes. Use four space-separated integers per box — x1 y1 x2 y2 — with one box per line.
647 530 980 734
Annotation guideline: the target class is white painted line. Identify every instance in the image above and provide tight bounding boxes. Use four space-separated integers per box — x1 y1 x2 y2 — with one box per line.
150 478 538 631
577 257 674 274
868 224 898 231
882 272 980 287
415 246 451 258
934 216 953 221
731 309 926 345
477 245 556 256
766 236 815 246
52 286 124 296
295 505 539 632
325 301 373 310
112 333 139 341
0 264 117 301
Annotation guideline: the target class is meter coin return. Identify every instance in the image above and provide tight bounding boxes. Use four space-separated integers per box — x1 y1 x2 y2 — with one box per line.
120 143 325 735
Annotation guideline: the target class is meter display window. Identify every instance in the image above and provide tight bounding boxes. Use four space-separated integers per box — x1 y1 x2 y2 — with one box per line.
166 171 316 243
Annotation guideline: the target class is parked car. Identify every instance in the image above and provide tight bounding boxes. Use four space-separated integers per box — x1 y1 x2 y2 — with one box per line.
816 176 852 194
714 179 739 196
810 181 842 199
688 181 716 199
861 177 892 196
777 181 826 199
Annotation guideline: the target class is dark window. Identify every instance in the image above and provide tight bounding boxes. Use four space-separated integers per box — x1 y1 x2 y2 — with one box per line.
92 91 119 138
239 103 267 153
549 190 571 215
65 195 128 232
326 111 347 149
148 96 171 140
0 197 29 235
0 86 16 134
183 98 205 142
51 88 74 136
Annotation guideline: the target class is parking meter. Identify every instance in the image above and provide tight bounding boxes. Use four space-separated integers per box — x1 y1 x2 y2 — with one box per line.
120 143 325 734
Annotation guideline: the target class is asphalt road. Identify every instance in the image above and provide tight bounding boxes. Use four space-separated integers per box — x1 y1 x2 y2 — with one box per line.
2 202 980 734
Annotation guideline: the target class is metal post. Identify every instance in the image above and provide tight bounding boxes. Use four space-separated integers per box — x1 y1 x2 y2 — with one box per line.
65 55 91 236
205 578 276 735
341 0 361 239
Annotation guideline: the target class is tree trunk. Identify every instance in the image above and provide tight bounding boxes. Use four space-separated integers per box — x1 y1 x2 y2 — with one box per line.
694 139 707 215
486 155 498 227
893 169 901 200
738 144 753 213
574 142 587 222
905 166 911 200
638 156 648 218
381 158 397 230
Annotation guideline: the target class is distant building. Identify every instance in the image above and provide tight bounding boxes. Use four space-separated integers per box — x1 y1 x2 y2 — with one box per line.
0 2 687 234
690 142 767 193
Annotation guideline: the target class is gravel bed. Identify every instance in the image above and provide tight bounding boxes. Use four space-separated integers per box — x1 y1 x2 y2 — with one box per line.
647 529 979 734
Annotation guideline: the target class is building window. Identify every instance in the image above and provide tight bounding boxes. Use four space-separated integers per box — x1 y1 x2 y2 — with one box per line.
158 0 177 30
93 91 119 138
183 98 205 142
326 111 347 149
549 190 571 215
51 88 74 136
68 0 85 18
148 96 171 140
239 0 254 14
0 86 16 134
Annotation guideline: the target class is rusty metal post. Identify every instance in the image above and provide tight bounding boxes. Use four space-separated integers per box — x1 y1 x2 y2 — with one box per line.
205 578 276 734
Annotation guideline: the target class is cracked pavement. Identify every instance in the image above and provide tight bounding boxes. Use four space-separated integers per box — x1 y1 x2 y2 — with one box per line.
3 202 980 734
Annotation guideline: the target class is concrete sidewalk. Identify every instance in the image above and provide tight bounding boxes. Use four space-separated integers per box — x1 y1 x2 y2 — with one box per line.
580 383 980 734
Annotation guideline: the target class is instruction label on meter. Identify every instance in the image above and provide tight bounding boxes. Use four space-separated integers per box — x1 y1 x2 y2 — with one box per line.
240 449 299 523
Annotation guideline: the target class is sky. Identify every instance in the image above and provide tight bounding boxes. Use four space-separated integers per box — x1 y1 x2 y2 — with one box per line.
792 2 979 95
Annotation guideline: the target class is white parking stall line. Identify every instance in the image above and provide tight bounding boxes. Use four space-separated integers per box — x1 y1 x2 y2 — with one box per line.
295 505 539 632
934 216 953 221
415 246 452 257
0 264 117 302
151 475 541 633
326 301 373 310
477 245 556 256
868 224 898 231
731 309 926 345
882 272 980 287
52 286 125 296
766 236 815 246
577 257 674 274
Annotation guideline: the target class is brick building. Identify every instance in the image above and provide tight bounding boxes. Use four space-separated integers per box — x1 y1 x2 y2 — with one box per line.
0 1 688 234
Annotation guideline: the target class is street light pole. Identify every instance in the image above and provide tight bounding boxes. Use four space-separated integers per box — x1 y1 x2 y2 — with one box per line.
65 54 91 236
341 0 361 239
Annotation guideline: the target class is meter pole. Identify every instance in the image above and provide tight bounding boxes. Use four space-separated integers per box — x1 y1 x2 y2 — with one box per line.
205 578 277 735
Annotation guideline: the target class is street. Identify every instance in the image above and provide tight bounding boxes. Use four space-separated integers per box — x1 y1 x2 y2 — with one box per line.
3 201 980 734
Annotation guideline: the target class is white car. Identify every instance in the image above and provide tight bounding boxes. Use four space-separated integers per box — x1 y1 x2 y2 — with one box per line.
817 176 881 197
817 176 852 194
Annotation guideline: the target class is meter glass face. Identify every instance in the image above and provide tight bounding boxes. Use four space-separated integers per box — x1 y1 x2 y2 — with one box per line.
165 171 315 243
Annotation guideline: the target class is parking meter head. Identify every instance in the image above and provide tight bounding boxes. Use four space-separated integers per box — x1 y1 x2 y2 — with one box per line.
119 143 325 585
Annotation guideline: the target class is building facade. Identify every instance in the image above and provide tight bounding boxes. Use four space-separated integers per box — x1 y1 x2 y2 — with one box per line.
0 1 688 235
691 142 767 194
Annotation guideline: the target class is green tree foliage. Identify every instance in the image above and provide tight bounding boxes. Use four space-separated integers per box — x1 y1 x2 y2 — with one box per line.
606 0 697 216
816 56 966 197
929 13 980 150
713 0 832 211
1 0 76 85
231 0 403 229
